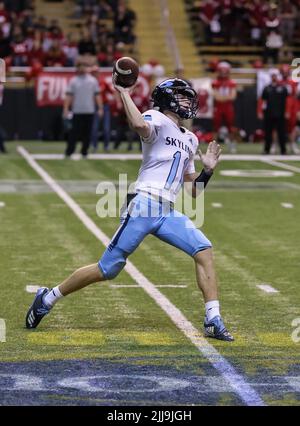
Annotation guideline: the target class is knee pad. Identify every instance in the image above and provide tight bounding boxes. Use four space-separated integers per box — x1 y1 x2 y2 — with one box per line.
98 246 127 280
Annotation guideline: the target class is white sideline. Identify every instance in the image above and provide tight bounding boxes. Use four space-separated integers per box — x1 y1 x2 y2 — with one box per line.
31 153 300 161
18 145 265 406
261 158 300 174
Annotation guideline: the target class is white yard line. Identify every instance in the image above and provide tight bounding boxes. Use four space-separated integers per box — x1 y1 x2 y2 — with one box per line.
211 203 223 208
26 285 41 293
0 319 6 343
261 158 300 174
155 285 187 288
31 153 300 161
257 284 279 294
18 145 265 406
281 203 294 209
0 201 5 208
109 285 141 288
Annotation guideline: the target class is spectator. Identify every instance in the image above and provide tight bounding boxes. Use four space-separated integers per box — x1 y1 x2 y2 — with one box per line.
28 38 45 65
63 60 103 158
264 29 283 64
198 0 220 44
264 5 281 31
62 33 79 67
78 29 96 55
44 39 66 67
33 15 48 33
114 1 136 46
279 0 297 43
0 1 138 68
11 32 28 66
42 22 64 52
97 40 122 67
96 0 113 19
0 2 9 22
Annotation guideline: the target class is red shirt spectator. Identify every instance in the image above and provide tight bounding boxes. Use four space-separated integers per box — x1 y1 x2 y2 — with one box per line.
0 1 9 23
11 37 29 65
28 40 45 65
100 77 123 115
44 41 66 67
247 0 269 28
199 0 219 24
264 8 281 30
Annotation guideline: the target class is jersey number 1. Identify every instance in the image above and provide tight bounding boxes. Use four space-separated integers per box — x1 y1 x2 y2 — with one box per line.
164 151 188 191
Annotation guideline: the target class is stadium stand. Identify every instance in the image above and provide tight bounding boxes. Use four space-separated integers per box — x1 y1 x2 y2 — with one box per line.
0 0 138 70
185 0 300 73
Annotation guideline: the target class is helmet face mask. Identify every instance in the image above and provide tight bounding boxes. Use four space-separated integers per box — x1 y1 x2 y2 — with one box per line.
151 78 199 119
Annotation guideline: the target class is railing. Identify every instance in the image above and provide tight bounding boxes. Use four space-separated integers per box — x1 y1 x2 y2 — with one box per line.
5 66 113 84
159 0 183 72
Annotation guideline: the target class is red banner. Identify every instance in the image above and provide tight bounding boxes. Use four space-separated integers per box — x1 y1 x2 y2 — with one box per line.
35 71 151 107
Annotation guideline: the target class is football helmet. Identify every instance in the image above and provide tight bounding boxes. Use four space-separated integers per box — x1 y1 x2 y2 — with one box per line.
151 78 198 119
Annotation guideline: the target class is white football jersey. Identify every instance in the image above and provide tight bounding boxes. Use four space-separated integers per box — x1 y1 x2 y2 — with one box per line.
134 109 198 203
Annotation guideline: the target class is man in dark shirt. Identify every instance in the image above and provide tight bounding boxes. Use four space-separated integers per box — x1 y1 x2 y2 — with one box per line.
261 69 288 154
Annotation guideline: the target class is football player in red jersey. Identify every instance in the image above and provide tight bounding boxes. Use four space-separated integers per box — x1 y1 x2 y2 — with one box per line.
212 61 237 152
279 64 300 154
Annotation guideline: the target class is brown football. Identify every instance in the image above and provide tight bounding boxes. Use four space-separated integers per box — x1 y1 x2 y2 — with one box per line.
113 56 139 88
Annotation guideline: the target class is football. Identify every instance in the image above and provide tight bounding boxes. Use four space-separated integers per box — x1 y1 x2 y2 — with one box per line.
113 56 139 88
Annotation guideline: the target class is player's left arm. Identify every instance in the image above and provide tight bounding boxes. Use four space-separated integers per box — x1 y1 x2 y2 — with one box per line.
184 140 222 198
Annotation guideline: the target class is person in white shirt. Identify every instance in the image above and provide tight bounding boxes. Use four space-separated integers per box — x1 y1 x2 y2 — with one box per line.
26 77 233 342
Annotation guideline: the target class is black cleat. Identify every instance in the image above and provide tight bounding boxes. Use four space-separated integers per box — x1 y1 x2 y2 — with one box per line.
25 287 51 329
204 315 234 342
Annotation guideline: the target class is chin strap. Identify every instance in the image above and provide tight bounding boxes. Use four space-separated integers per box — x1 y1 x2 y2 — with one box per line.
193 168 214 189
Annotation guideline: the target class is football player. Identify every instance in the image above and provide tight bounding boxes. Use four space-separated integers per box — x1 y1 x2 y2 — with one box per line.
279 64 300 154
212 62 237 153
25 77 234 342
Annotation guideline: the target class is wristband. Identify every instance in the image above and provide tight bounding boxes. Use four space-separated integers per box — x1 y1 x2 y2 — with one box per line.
193 169 213 189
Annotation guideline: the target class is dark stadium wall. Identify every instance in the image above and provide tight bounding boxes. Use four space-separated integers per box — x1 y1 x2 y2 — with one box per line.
0 87 259 141
0 88 64 140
